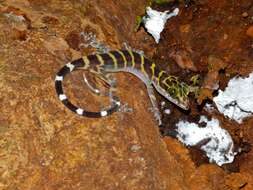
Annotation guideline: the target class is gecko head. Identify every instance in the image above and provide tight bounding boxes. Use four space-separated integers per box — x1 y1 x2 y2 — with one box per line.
164 90 190 110
162 77 191 110
174 97 190 110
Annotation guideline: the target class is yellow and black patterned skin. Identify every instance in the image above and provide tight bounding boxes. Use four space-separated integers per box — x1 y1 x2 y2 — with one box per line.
55 50 189 118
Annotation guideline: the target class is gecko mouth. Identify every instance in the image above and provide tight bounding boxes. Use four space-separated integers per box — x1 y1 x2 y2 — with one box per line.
165 93 189 110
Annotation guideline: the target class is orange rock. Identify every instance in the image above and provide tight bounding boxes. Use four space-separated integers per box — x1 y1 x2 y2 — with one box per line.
180 24 191 33
246 26 253 38
197 55 227 104
11 28 27 41
225 173 249 190
169 50 197 71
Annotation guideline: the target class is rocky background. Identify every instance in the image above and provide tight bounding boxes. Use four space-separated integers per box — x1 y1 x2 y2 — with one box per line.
0 0 253 189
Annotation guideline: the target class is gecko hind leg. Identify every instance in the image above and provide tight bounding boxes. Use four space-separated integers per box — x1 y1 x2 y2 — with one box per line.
82 72 117 98
82 72 122 114
83 73 101 95
146 83 162 126
83 72 133 113
83 72 123 111
100 95 121 112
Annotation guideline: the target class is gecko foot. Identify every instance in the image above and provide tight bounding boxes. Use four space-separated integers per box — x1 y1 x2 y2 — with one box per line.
118 103 133 113
148 107 162 126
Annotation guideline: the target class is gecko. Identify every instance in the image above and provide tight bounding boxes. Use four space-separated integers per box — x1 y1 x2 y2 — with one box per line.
55 49 190 125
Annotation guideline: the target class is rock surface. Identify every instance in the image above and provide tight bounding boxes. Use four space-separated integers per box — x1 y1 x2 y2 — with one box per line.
0 0 253 190
0 0 187 189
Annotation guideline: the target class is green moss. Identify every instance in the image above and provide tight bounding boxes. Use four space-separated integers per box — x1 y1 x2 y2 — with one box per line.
134 0 181 31
207 63 213 71
134 16 143 32
150 0 175 5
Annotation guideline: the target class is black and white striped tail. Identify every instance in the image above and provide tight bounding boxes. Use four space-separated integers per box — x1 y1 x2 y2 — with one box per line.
55 58 121 118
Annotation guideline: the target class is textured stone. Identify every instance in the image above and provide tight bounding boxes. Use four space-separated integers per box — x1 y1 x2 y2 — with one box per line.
0 0 253 189
246 25 253 38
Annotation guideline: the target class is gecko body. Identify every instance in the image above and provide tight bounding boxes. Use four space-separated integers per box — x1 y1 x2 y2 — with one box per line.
55 50 189 124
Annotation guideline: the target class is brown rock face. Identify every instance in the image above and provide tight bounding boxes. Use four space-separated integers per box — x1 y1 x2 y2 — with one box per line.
0 0 253 189
0 0 186 189
246 25 253 38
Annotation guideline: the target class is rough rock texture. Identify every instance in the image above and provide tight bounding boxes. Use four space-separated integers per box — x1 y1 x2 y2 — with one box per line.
155 0 253 190
0 0 186 189
0 0 253 190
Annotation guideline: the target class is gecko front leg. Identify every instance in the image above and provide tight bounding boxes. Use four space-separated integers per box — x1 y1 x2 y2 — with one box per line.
146 83 162 126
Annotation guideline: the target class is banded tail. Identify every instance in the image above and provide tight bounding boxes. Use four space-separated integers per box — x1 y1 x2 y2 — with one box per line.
55 58 121 118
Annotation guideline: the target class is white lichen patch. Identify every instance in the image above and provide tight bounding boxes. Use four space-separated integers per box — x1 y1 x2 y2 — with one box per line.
163 109 171 115
204 102 215 113
3 12 26 23
176 116 236 166
213 72 253 123
143 7 179 43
